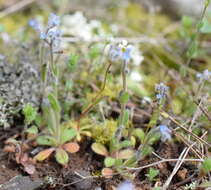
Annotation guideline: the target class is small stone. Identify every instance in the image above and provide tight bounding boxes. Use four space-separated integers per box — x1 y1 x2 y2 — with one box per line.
0 175 43 190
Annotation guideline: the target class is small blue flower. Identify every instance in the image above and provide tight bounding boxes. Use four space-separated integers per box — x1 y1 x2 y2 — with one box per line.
40 32 47 40
109 45 121 61
155 82 169 102
109 41 133 62
48 13 60 28
28 19 40 31
48 29 62 41
117 180 135 190
196 69 211 83
159 125 172 142
122 45 132 62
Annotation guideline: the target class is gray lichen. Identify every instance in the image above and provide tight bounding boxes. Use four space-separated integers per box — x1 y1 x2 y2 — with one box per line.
0 59 41 128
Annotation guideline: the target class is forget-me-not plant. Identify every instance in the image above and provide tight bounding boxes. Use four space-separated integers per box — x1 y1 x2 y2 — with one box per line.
159 125 172 142
155 82 169 102
29 13 62 50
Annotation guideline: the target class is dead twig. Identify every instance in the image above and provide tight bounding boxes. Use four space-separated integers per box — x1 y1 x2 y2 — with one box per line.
0 0 38 19
161 111 211 148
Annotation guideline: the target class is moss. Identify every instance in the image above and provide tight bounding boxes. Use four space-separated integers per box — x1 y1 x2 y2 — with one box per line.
91 120 117 144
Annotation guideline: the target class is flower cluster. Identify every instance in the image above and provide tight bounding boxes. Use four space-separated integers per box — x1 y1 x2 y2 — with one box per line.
109 40 133 62
29 13 62 50
196 69 211 83
155 82 169 102
159 125 172 142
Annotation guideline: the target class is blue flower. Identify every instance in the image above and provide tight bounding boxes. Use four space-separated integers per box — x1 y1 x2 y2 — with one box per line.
40 32 47 40
155 82 169 102
48 13 60 28
159 125 172 142
109 45 121 61
28 19 40 31
117 180 135 190
122 45 132 62
196 69 211 83
109 41 133 62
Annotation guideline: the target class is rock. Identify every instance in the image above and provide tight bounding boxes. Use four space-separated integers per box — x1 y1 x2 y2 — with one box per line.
66 170 94 190
0 175 43 190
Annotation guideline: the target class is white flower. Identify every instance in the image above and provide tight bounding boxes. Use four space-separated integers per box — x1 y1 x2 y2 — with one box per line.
130 71 143 82
131 46 144 66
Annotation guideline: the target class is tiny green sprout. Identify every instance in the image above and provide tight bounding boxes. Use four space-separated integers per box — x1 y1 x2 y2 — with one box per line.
146 168 159 182
23 103 37 125
88 45 101 60
200 158 211 175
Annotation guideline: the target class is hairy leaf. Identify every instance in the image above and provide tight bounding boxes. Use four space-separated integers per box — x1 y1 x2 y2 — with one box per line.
55 148 69 165
36 135 57 146
91 143 108 156
63 142 80 153
118 149 134 159
34 148 55 161
104 157 115 167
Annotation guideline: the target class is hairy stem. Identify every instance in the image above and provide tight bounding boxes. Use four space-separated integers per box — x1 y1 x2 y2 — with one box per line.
115 60 127 141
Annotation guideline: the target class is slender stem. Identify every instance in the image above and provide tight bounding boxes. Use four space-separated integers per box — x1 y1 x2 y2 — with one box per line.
119 60 127 126
49 42 60 143
126 158 203 171
76 62 112 129
115 60 127 141
185 1 210 69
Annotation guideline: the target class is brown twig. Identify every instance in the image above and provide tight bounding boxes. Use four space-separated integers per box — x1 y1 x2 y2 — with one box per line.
161 111 211 147
0 0 38 19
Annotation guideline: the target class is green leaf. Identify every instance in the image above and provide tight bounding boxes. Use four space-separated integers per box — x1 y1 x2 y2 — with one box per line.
146 128 161 145
47 93 61 113
200 18 211 33
36 135 57 146
22 103 37 124
119 140 133 149
146 168 159 181
88 46 100 60
26 125 38 134
55 148 69 165
132 128 145 143
201 158 211 174
67 54 79 72
187 40 198 58
41 63 47 82
142 145 153 157
60 128 77 144
122 109 129 126
119 92 130 104
65 80 73 91
114 158 123 166
91 143 108 156
182 16 193 29
118 149 134 159
104 157 115 167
